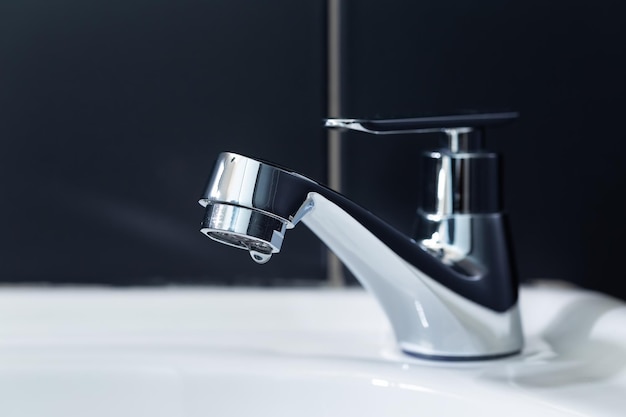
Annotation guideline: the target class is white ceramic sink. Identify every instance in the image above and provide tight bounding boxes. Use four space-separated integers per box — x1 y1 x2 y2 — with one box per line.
0 285 624 416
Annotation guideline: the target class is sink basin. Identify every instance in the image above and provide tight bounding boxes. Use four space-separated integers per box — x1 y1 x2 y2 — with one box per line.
0 285 624 416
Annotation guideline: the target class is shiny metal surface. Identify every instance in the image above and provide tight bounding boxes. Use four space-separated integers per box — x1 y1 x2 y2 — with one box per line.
199 153 318 224
201 202 287 263
444 128 481 152
415 213 511 279
199 151 523 360
420 150 500 215
324 112 517 136
324 118 443 135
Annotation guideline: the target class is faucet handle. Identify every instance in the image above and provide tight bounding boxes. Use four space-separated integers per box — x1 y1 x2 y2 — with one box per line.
324 112 518 134
325 112 518 152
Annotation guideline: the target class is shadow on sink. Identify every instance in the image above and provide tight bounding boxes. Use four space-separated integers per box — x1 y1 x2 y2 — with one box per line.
487 293 625 384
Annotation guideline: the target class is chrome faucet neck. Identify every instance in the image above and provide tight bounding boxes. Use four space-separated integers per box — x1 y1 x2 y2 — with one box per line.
199 141 523 360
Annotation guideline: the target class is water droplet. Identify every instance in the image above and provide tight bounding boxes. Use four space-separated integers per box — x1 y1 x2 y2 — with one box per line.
250 250 272 264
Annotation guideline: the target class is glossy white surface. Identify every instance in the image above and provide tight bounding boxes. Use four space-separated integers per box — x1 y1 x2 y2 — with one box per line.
0 285 624 416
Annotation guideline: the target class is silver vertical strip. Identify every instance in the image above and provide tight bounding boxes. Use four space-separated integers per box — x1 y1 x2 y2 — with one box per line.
327 0 345 287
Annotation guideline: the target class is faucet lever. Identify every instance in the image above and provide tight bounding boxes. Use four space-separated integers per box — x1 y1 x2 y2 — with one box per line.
325 112 518 134
325 112 518 152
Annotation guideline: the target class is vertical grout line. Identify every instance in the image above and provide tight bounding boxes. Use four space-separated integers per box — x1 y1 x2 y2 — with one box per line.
326 129 345 287
326 0 345 287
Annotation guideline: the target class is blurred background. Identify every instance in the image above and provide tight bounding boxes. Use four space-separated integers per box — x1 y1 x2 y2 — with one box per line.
1 1 625 299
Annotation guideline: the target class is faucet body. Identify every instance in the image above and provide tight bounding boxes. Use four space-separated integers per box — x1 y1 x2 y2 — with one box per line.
199 143 523 360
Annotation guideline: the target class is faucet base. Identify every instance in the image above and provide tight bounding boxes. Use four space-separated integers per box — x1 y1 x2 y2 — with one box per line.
402 349 522 362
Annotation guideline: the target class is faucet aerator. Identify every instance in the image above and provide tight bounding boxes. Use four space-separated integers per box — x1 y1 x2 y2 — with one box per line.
200 202 287 262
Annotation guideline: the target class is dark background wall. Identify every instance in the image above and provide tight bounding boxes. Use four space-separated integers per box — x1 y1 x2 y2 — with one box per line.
1 1 625 299
0 0 327 285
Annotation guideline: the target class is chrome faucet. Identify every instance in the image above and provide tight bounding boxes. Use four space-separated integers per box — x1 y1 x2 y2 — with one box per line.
198 112 523 361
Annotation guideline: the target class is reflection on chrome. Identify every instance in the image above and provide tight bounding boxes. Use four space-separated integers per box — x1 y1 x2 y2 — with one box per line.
414 301 430 329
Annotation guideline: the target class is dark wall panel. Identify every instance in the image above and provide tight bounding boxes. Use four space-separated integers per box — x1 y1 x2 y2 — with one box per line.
0 0 327 284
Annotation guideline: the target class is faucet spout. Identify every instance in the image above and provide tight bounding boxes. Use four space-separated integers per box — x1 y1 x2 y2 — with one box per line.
199 151 523 360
